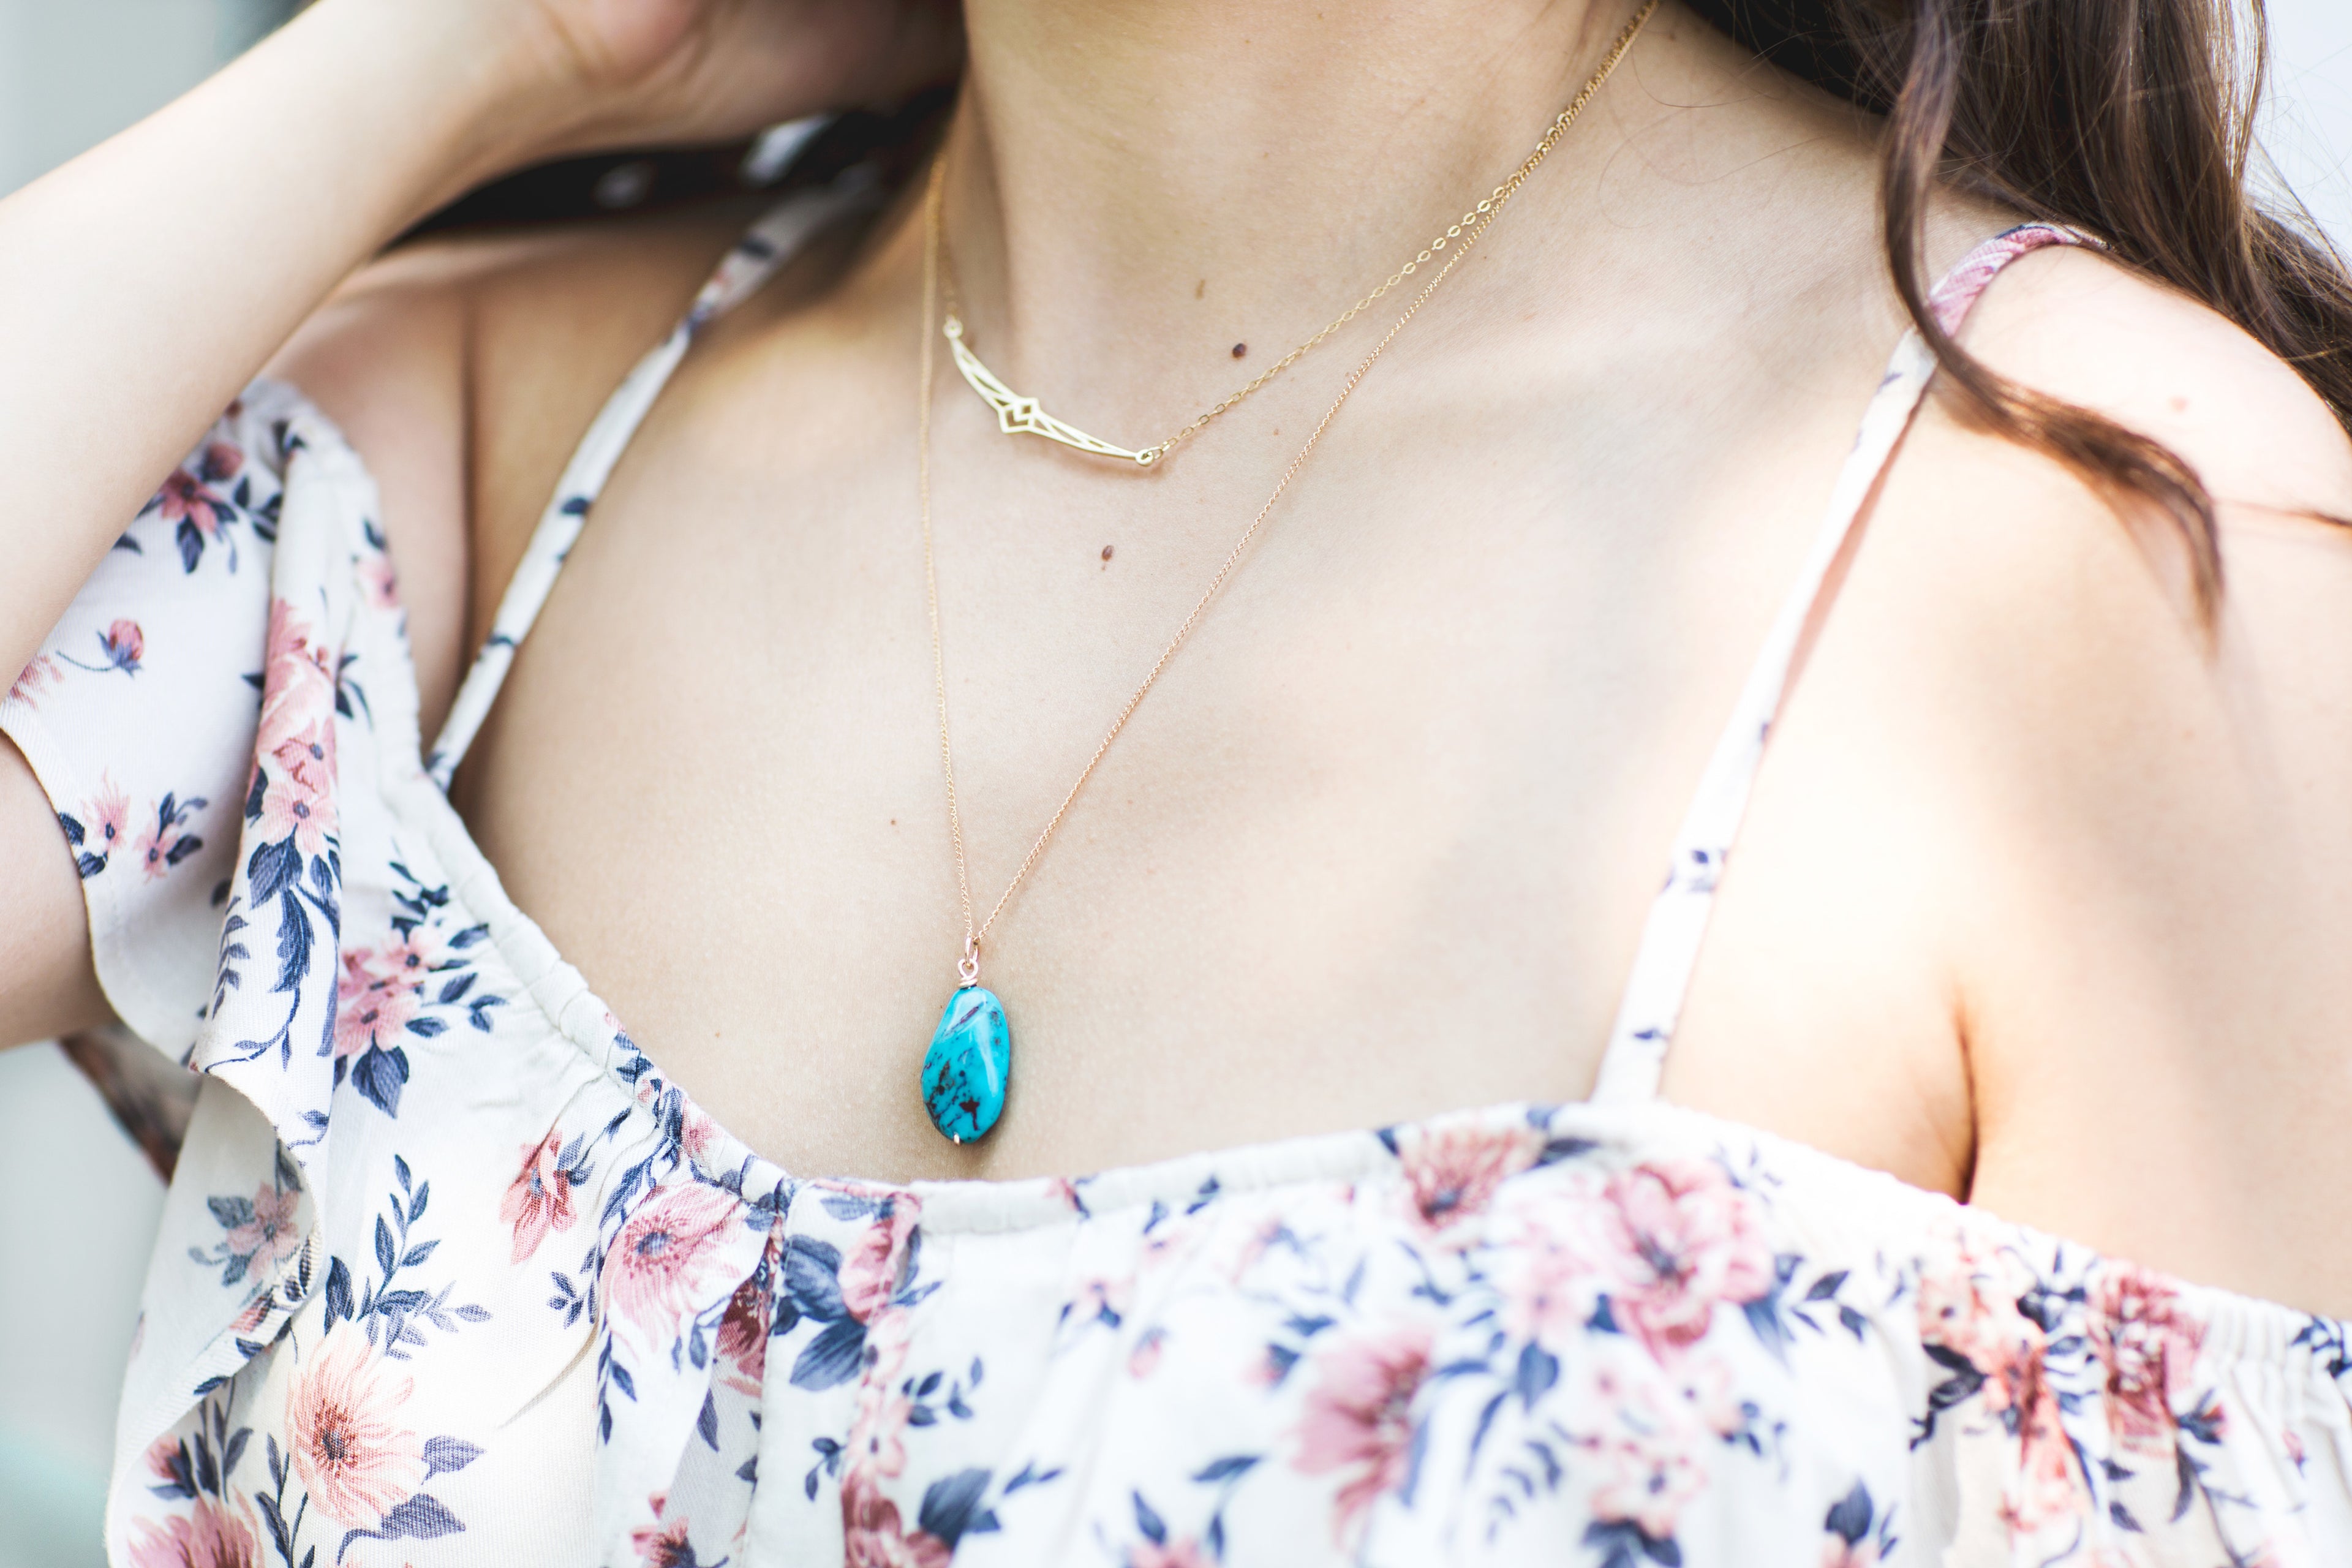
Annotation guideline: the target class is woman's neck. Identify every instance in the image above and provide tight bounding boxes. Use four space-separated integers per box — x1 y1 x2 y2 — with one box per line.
934 0 1629 428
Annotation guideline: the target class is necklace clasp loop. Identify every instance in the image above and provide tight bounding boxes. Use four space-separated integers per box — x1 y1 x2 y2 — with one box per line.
958 937 982 989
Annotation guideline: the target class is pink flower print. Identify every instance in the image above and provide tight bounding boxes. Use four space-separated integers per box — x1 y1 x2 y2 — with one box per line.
1917 1226 2047 1419
1584 1414 1706 1545
2090 1264 2207 1452
630 1516 694 1568
1493 1200 1600 1348
844 1309 918 1477
1393 1118 1543 1235
145 1434 187 1488
268 716 334 803
260 598 334 718
715 1265 772 1397
134 818 175 881
7 652 59 707
864 1300 915 1379
630 1493 699 1567
680 1104 724 1169
250 600 339 858
839 1197 920 1323
1664 1352 1744 1439
852 1382 916 1479
284 1324 425 1526
250 715 337 859
224 1181 302 1274
333 945 423 1062
361 554 400 611
1586 1159 1773 1363
1821 1536 1880 1568
61 617 145 676
125 1495 261 1568
102 619 145 670
1999 1364 2090 1536
1128 1325 1167 1379
499 1128 581 1264
840 1469 952 1568
88 775 130 850
1293 1321 1434 1547
154 442 244 537
603 1181 745 1351
65 774 134 878
1128 1540 1213 1568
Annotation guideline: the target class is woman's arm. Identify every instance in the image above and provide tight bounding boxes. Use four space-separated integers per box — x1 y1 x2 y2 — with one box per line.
0 0 954 689
0 1 530 688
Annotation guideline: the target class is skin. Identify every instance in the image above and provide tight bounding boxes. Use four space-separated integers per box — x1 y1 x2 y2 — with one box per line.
4 0 2351 1318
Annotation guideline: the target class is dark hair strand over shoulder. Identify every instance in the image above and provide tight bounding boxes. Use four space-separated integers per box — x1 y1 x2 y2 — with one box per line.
1692 0 2352 617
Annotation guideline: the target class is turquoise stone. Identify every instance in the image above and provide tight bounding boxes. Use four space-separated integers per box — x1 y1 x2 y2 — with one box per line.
921 986 1010 1143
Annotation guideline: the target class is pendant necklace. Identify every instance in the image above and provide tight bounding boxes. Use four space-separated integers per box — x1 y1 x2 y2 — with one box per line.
913 0 1660 1142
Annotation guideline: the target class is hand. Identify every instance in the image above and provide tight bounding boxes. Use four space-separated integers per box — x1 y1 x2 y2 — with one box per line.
353 0 963 181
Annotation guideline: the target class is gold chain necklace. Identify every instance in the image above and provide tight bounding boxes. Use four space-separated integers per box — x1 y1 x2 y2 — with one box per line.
913 0 1660 1144
934 0 1660 470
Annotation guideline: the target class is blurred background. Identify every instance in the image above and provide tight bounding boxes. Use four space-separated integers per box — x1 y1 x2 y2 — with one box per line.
1 1 2348 1564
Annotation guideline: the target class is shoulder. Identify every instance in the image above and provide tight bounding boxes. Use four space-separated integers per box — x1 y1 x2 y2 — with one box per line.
1858 239 2352 757
1877 242 2352 779
1836 238 2352 1309
262 197 778 731
1949 241 2352 519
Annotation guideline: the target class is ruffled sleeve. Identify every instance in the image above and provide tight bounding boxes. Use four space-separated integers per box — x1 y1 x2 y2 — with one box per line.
3 385 307 1060
7 380 409 1498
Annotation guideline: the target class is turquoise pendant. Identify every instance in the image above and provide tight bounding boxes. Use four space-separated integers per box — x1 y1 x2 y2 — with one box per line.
921 986 1010 1143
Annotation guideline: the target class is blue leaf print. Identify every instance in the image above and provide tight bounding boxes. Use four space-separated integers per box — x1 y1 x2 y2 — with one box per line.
920 1469 998 1547
323 1257 353 1327
791 1317 867 1390
419 1436 482 1481
1192 1456 1257 1483
1513 1341 1559 1408
351 1044 409 1117
1825 1481 1872 1544
337 1493 464 1563
246 836 300 906
783 1237 847 1320
1131 1489 1166 1546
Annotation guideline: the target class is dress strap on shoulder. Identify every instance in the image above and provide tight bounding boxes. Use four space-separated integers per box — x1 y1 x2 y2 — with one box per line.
425 170 880 788
1587 222 2096 1104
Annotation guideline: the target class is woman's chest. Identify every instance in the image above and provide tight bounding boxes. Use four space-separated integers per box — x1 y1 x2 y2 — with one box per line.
441 318 1967 1188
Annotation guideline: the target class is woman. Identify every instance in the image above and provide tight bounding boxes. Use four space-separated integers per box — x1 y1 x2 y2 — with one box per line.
2 0 2349 1561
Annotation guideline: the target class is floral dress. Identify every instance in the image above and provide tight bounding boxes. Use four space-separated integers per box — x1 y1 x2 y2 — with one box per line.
6 168 2349 1568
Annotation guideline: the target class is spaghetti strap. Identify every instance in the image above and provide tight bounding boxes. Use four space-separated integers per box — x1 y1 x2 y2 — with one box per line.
1588 223 2096 1104
426 170 880 788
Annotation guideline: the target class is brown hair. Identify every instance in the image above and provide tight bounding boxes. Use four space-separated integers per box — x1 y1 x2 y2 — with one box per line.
1691 0 2352 611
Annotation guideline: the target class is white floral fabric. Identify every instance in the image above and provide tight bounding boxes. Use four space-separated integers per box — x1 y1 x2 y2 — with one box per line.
6 179 2349 1568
